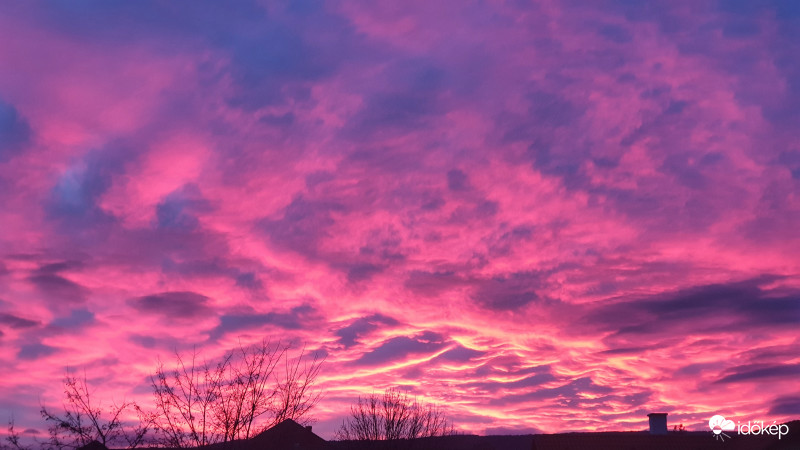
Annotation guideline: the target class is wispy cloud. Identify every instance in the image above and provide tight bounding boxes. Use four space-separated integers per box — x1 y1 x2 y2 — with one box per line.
0 0 798 439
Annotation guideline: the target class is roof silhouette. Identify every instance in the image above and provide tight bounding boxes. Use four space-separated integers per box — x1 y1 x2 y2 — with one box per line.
77 441 109 450
530 431 778 450
104 419 800 450
329 430 795 450
251 419 326 450
177 419 325 450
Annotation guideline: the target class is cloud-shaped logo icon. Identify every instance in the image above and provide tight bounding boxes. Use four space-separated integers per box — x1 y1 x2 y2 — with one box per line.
709 415 736 441
709 415 736 433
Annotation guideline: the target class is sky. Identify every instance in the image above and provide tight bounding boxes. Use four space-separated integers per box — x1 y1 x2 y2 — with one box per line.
1 0 799 441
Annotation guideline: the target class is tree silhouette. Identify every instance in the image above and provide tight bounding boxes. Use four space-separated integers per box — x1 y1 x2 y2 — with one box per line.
149 339 323 447
335 389 454 441
3 418 31 450
39 373 151 449
10 339 322 449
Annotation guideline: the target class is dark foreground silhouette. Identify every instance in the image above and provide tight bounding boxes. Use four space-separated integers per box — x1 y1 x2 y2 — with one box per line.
81 419 800 450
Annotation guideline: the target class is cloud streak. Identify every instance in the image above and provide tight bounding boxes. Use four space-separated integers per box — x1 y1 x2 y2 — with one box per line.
0 0 798 439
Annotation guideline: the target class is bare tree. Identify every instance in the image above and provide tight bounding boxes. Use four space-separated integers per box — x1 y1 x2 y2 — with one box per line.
269 345 323 429
150 339 324 447
39 373 151 450
335 389 455 441
150 348 227 448
3 417 31 450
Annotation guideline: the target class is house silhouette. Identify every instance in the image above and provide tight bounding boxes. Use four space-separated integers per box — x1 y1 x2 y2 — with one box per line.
96 417 798 450
198 419 326 450
77 441 109 450
251 419 326 450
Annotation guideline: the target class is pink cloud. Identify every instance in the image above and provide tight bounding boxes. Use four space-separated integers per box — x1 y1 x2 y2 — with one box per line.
1 0 799 441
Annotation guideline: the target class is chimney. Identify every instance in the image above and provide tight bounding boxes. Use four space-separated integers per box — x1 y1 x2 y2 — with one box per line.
305 425 312 432
647 413 668 435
